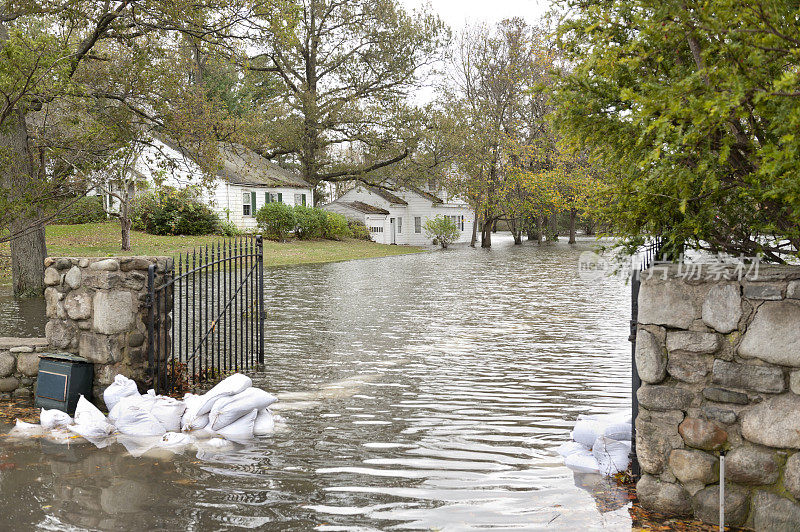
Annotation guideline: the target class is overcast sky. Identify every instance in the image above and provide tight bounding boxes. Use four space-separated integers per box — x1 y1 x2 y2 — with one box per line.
399 0 552 29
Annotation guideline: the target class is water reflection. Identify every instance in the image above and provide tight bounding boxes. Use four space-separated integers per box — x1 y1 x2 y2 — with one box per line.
0 234 634 530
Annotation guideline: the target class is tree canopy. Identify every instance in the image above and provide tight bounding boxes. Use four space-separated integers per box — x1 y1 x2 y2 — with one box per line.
551 0 800 262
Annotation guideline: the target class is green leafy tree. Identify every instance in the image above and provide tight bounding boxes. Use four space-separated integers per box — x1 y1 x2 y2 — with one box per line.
256 202 296 241
551 0 800 262
424 215 460 249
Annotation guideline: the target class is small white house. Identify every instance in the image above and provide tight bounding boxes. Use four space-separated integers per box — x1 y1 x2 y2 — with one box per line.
95 138 314 230
322 185 473 245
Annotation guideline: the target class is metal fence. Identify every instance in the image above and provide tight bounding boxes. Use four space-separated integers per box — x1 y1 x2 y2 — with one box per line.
630 237 664 478
146 236 264 395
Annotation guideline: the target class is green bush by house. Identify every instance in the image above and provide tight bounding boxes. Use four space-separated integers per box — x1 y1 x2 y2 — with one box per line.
132 188 221 236
424 215 460 249
256 202 296 240
348 220 371 241
323 212 352 240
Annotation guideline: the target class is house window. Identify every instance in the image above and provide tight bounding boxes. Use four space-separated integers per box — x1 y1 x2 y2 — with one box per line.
397 217 402 233
414 216 421 233
294 193 307 206
450 215 464 231
369 226 383 233
242 192 252 216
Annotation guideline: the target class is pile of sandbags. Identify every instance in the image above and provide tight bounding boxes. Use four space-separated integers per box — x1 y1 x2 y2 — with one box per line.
181 374 277 439
556 410 632 476
9 373 280 456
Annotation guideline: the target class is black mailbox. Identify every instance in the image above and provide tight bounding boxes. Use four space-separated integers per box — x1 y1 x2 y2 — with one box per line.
34 353 93 415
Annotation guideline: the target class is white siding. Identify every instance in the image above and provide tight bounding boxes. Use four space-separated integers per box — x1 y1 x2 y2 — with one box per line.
329 187 474 246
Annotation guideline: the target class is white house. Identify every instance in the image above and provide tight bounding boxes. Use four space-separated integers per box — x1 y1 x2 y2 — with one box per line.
322 185 473 245
96 138 314 230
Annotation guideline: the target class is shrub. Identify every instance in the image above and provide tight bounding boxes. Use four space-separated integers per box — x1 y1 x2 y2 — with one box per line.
131 188 221 236
59 196 107 225
256 202 295 241
293 205 323 239
348 220 371 241
424 215 460 249
217 219 241 237
323 212 352 240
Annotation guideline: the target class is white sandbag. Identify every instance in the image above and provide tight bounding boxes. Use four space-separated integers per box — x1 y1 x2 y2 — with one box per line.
147 395 186 432
571 416 632 448
253 408 275 436
185 413 210 432
602 422 632 442
9 419 45 437
116 434 162 457
108 394 150 424
215 409 257 440
194 373 252 418
103 374 139 411
67 421 115 441
209 388 277 431
74 395 107 426
555 441 590 458
40 409 73 430
564 448 601 475
592 436 631 476
181 393 203 431
114 405 167 437
156 432 194 453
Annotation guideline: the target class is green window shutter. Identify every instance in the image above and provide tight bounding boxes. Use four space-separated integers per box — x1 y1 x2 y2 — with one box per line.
251 191 257 213
277 192 283 203
265 192 270 204
302 193 306 206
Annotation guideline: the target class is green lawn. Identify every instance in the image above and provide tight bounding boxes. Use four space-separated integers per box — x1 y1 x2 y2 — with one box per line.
0 222 424 286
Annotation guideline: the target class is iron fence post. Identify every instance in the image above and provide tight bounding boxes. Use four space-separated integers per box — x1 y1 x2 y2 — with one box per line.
257 234 265 365
630 268 642 479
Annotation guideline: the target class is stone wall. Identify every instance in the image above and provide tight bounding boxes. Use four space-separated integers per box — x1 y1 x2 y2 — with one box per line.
635 264 800 530
43 256 171 401
0 337 50 399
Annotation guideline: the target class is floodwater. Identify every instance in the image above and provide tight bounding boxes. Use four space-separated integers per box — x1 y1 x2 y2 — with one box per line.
0 234 636 530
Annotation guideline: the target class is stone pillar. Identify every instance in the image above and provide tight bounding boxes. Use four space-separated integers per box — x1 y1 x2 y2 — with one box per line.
634 264 800 529
43 256 171 401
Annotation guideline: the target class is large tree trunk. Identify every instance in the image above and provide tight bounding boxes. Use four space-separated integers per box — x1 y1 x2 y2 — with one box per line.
470 208 478 247
568 208 577 244
481 213 492 248
2 109 46 297
510 218 522 245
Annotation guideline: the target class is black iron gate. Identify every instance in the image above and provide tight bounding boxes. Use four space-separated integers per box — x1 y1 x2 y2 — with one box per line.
629 237 664 478
146 235 264 394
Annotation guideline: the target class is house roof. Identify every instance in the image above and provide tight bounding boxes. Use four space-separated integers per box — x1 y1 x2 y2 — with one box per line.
157 136 312 189
408 186 443 204
340 201 390 215
367 186 408 205
217 144 312 189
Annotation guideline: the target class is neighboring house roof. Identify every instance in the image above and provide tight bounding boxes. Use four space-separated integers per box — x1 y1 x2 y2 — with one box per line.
340 201 390 215
157 136 312 189
408 186 443 204
217 144 312 189
367 186 408 205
